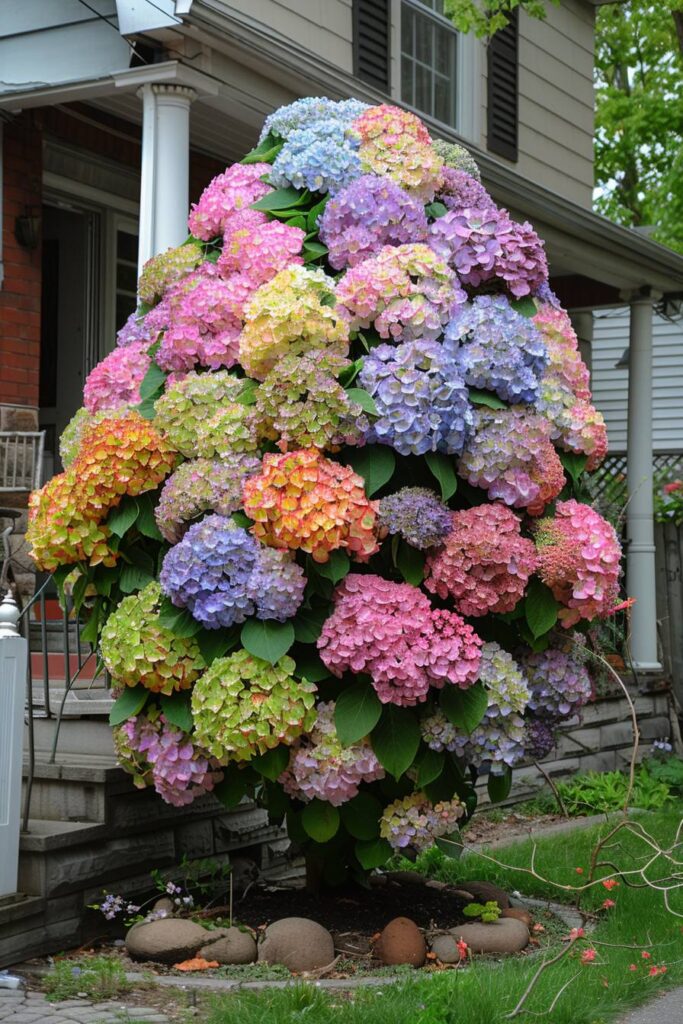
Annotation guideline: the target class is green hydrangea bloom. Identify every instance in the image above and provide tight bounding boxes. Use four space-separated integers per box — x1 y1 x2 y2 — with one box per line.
155 371 246 457
432 139 481 181
138 242 204 306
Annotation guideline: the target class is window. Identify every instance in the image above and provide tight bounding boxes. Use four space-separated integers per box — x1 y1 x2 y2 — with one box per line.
115 229 139 332
401 0 458 127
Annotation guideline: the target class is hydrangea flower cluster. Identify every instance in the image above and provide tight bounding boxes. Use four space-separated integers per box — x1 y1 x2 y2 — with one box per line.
239 265 349 380
59 405 128 468
522 646 592 721
155 371 246 457
256 351 368 452
101 583 205 694
419 708 458 752
378 487 452 549
281 702 384 806
432 139 481 180
115 706 223 807
425 504 537 616
459 407 565 516
319 175 428 270
534 500 621 625
216 208 305 284
352 105 444 201
446 294 549 404
191 650 317 762
318 574 482 705
243 449 380 563
337 243 464 342
379 793 464 852
83 341 151 413
116 311 151 348
137 243 204 305
523 718 556 760
533 304 591 400
28 413 175 571
155 456 260 543
539 384 608 471
359 338 472 456
188 163 272 240
437 169 494 213
259 96 368 143
195 402 262 461
271 120 362 195
160 515 305 628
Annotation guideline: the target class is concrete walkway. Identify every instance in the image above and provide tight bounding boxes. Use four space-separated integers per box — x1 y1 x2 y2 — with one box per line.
0 988 170 1023
616 988 683 1024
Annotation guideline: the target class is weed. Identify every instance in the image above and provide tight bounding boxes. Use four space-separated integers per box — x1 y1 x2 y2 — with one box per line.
44 955 131 1002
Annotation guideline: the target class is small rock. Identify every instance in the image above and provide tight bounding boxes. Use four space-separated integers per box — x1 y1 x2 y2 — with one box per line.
502 907 533 928
450 919 529 954
199 927 257 965
126 918 209 964
429 934 462 964
258 917 335 972
376 916 426 967
460 880 511 909
152 897 175 916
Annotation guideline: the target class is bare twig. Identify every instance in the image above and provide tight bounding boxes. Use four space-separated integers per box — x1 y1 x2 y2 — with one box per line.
504 937 579 1019
533 760 569 818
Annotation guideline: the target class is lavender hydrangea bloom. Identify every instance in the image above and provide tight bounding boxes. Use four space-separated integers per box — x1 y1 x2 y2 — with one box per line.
319 175 428 270
437 169 495 213
379 487 452 549
259 97 368 143
523 718 556 760
160 515 305 629
522 647 592 722
270 121 362 195
429 206 504 286
420 708 458 752
445 294 549 404
155 456 261 544
116 312 148 348
359 338 473 456
534 281 562 309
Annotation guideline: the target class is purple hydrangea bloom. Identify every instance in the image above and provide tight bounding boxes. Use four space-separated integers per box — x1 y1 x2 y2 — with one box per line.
429 206 504 287
437 169 495 213
379 487 452 549
116 312 149 348
159 514 305 629
522 647 592 723
523 718 556 760
155 456 261 544
270 121 362 195
534 281 562 309
445 294 549 404
319 175 428 270
359 337 473 456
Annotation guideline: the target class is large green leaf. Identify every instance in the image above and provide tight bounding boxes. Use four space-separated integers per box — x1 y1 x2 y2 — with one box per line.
138 361 167 400
294 650 331 683
340 792 383 840
396 540 425 586
435 828 464 861
241 618 294 664
293 606 329 644
417 747 445 788
559 450 589 486
335 682 382 747
355 838 392 869
469 389 507 410
315 550 350 585
109 685 148 726
510 296 537 319
107 499 139 539
345 388 378 416
425 452 458 500
135 493 163 541
302 799 340 842
302 241 329 263
488 766 512 803
345 446 395 497
234 379 259 406
251 187 307 211
252 745 290 781
119 563 155 595
371 705 420 779
525 578 559 639
158 597 203 638
440 681 488 735
160 691 193 732
195 627 239 665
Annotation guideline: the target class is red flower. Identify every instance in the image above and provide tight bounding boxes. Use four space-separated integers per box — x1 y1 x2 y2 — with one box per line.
602 878 619 890
575 867 584 875
663 481 683 494
628 964 638 972
568 927 585 940
456 939 469 960
602 899 616 909
581 948 597 964
641 951 652 959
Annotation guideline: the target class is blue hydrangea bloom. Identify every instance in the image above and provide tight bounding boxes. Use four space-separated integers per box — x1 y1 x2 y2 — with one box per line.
159 515 305 629
358 338 473 456
379 487 452 549
259 97 368 143
445 294 548 404
270 121 362 195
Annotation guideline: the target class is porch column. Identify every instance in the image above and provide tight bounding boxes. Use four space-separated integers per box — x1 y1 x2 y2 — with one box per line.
626 292 661 670
137 83 196 276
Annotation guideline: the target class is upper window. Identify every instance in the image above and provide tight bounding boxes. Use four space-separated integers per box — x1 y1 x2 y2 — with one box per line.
400 0 458 127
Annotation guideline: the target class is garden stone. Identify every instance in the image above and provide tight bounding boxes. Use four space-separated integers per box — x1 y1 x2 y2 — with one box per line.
151 897 175 916
258 917 335 972
429 934 462 964
125 918 209 963
459 880 511 909
451 918 529 954
199 926 257 964
376 917 426 967
501 907 534 927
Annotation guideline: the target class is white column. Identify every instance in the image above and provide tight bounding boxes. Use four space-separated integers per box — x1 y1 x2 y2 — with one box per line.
137 84 196 277
626 294 661 671
0 592 28 897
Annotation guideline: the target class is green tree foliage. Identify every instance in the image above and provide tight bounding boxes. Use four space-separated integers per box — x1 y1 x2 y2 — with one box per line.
444 0 557 38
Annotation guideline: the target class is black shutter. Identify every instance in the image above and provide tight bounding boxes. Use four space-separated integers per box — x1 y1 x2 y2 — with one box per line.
353 0 391 93
487 9 518 162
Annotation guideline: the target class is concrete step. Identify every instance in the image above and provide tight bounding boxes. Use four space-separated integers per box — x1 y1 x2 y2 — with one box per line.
27 712 116 759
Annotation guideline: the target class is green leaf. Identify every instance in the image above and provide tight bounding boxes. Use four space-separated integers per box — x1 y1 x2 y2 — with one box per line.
135 493 163 541
435 829 464 861
160 691 194 732
107 499 139 539
213 766 248 809
488 766 512 803
306 197 328 232
136 395 158 420
440 681 488 735
335 682 382 746
196 627 239 665
396 540 425 586
231 511 254 529
80 602 101 645
241 134 283 164
119 563 155 594
559 451 588 485
525 578 559 639
138 361 167 401
293 606 329 644
371 705 420 779
302 241 329 263
338 358 363 388
425 452 458 500
425 201 448 219
240 619 294 664
109 685 148 726
345 446 395 497
285 214 307 231
468 389 507 410
251 187 307 211
252 745 290 781
286 809 307 844
345 388 378 416
293 650 330 683
316 550 350 585
158 597 203 638
235 379 260 406
510 296 538 318
417 747 445 788
355 838 392 870
302 800 340 842
340 792 383 840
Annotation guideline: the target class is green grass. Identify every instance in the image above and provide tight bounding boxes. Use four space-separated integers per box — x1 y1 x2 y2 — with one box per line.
200 809 683 1024
44 955 131 1002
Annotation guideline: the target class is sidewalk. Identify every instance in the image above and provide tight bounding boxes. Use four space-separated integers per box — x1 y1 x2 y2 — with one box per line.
616 988 683 1024
0 988 170 1023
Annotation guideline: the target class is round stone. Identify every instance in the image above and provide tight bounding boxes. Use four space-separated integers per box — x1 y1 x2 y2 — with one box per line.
459 880 511 909
451 918 530 954
199 927 257 964
501 907 534 927
429 933 463 964
125 918 209 963
376 916 426 967
258 917 335 972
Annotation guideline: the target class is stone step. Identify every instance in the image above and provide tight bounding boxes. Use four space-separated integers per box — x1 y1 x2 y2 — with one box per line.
26 712 116 760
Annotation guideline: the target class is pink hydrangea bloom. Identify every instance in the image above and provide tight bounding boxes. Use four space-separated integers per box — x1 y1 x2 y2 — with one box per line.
535 500 622 626
425 504 537 616
317 574 482 706
217 208 305 285
533 304 591 401
351 104 444 201
83 341 150 413
187 163 272 240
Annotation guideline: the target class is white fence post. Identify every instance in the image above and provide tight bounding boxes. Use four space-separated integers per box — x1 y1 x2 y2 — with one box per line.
0 592 27 897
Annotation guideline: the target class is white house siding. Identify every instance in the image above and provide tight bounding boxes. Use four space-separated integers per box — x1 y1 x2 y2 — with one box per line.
591 308 683 454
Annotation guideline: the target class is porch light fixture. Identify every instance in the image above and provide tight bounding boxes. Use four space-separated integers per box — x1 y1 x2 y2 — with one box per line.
14 209 40 250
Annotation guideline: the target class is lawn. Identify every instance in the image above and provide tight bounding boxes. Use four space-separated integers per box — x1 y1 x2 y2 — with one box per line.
201 808 683 1024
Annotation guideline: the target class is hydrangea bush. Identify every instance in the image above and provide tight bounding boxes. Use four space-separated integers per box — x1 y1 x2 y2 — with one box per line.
28 97 623 884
